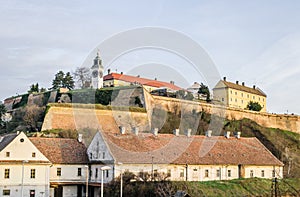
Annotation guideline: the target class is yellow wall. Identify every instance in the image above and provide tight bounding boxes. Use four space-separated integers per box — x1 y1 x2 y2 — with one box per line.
213 82 267 112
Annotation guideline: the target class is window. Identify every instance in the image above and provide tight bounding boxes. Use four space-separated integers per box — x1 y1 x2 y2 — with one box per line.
250 170 254 178
102 152 105 159
20 138 24 142
247 94 249 98
78 168 82 176
32 152 36 158
95 168 98 178
221 98 224 102
30 169 36 178
154 169 158 177
4 169 9 179
57 168 61 176
30 189 35 197
106 170 109 178
180 169 184 177
259 97 260 101
216 170 220 177
241 100 243 104
167 169 171 177
5 152 10 157
272 170 276 177
235 98 237 102
205 169 209 177
228 170 231 177
230 90 232 94
253 96 255 99
261 170 265 177
2 190 10 196
235 92 237 95
241 93 243 97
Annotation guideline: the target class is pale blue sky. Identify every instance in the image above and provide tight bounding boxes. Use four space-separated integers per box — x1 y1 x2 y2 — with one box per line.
1 0 300 114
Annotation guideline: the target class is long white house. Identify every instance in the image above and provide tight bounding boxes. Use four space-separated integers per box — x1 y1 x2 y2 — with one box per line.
87 128 284 183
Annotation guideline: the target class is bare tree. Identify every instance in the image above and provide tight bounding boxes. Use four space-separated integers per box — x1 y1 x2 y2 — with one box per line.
73 67 91 88
23 105 45 131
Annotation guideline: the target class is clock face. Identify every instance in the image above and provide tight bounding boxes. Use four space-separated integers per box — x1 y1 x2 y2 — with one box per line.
92 70 98 78
99 71 103 78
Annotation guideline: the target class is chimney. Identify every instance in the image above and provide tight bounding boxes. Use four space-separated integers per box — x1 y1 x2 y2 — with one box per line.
154 77 157 80
132 127 139 135
173 129 180 136
223 77 226 81
170 81 174 85
119 126 126 135
205 130 212 137
235 131 241 139
17 131 20 135
225 131 230 139
242 82 245 86
137 75 140 78
152 128 158 136
78 134 83 143
121 72 123 75
236 81 239 85
185 129 191 137
253 85 256 89
108 69 111 74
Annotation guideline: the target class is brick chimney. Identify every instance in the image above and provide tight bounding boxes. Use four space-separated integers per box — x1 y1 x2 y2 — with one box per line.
236 81 239 85
242 82 245 86
223 77 226 81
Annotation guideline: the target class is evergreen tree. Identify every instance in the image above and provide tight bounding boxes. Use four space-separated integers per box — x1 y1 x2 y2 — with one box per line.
63 72 75 90
51 71 75 90
28 83 39 93
51 71 65 90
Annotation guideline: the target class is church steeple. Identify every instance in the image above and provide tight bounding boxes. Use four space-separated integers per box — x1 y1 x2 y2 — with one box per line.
91 51 104 89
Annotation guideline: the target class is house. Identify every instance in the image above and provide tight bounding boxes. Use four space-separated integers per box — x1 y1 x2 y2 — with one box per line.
0 132 51 197
30 136 89 197
187 82 207 100
213 77 267 112
103 72 182 92
87 128 283 183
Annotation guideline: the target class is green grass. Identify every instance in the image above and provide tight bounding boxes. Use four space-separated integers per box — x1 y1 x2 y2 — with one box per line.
47 103 146 113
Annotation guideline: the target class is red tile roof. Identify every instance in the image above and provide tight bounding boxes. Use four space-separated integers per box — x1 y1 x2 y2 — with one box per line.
30 137 88 164
101 131 283 166
103 73 182 91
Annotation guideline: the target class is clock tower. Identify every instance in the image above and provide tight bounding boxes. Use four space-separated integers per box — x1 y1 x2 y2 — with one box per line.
91 51 104 89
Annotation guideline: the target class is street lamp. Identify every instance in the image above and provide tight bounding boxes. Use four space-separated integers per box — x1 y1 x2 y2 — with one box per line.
117 162 123 197
21 160 29 197
101 166 111 197
85 165 89 197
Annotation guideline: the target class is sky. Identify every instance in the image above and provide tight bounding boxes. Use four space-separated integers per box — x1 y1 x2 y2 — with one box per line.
1 0 300 114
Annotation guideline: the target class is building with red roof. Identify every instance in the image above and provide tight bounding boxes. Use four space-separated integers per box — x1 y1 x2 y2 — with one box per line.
103 72 182 92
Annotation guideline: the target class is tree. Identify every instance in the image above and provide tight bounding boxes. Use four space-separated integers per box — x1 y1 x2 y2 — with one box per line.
63 72 75 90
28 83 39 93
0 103 6 127
198 83 211 102
51 71 65 90
51 71 75 90
246 101 262 111
23 105 45 131
73 67 91 88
